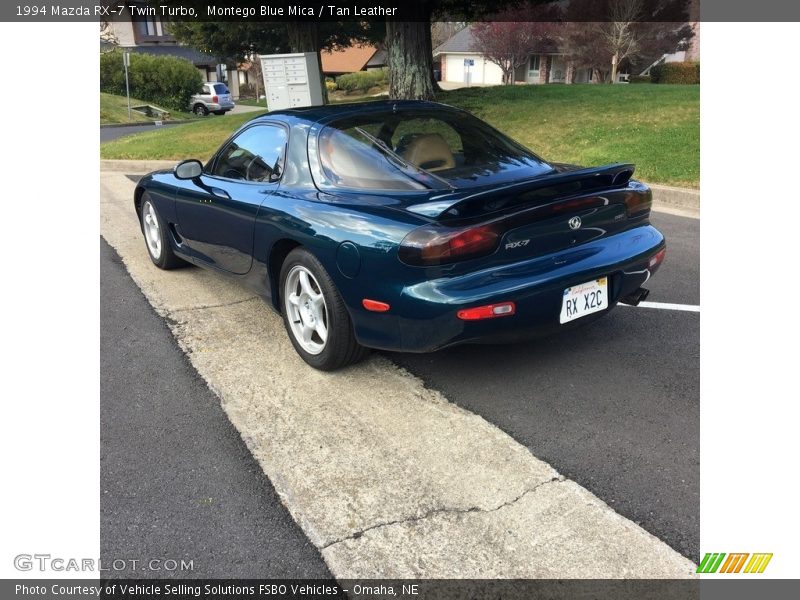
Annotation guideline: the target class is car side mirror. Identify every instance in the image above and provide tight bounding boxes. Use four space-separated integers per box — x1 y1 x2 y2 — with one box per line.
174 159 203 180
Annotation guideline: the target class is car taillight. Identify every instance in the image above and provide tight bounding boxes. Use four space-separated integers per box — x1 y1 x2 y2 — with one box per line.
399 224 501 266
212 95 219 103
649 247 666 268
624 187 652 216
457 302 516 321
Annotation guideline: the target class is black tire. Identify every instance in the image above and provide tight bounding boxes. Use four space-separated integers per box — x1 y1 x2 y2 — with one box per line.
213 110 227 115
279 248 369 371
193 104 209 116
139 193 185 270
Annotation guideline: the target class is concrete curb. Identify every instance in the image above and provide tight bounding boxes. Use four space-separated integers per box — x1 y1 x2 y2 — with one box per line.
100 159 177 173
650 184 700 219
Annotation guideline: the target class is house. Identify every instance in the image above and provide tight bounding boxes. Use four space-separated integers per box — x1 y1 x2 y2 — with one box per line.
100 1 249 98
433 25 612 86
320 44 386 76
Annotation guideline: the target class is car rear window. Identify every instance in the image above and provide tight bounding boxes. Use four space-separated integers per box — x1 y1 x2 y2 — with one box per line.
213 83 229 94
316 109 551 191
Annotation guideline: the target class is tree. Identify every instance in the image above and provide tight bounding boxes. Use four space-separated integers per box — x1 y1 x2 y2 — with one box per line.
386 19 439 100
563 0 693 82
472 5 562 85
385 0 494 100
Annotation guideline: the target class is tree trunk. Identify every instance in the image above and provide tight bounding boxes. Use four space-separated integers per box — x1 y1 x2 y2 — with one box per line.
386 18 437 100
286 22 329 104
610 51 619 84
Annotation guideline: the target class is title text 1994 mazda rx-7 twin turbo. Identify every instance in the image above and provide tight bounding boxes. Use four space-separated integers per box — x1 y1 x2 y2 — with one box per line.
134 100 665 370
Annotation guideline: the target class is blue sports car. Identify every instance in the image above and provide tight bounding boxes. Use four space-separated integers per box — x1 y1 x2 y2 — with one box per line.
135 100 665 370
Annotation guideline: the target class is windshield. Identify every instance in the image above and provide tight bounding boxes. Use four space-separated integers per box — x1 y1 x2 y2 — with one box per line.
317 108 553 191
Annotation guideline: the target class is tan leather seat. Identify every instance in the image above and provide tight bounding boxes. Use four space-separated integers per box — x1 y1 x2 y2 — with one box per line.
400 133 455 172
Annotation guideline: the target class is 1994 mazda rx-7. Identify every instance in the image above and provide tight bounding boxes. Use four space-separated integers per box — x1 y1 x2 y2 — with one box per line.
134 100 665 370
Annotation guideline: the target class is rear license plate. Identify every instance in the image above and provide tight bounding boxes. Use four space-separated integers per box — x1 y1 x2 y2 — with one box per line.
560 277 608 324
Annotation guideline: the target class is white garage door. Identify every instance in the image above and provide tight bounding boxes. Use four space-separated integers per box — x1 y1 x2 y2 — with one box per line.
444 55 504 85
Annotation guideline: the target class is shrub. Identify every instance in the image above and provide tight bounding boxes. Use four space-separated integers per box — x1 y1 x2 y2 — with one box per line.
628 75 651 84
335 69 387 93
238 82 257 99
100 48 203 112
325 80 337 92
649 61 700 84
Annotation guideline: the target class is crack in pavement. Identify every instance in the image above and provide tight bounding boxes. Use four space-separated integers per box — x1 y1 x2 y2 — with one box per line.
170 295 261 313
321 476 564 550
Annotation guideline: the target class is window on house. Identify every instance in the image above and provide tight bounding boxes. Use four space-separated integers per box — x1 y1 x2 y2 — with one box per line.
145 16 162 36
529 55 541 72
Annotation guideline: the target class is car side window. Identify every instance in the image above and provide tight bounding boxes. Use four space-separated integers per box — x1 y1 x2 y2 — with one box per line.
212 125 288 183
201 85 210 95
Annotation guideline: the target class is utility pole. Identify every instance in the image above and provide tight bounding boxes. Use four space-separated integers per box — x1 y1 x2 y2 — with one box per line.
123 51 131 120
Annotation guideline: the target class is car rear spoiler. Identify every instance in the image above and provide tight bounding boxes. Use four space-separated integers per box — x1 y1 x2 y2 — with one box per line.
406 163 637 220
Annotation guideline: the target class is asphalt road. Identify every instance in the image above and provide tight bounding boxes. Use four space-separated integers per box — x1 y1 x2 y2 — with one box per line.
388 211 700 560
100 238 331 578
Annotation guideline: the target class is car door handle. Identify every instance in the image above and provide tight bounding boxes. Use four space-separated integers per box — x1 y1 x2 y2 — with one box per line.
209 187 230 200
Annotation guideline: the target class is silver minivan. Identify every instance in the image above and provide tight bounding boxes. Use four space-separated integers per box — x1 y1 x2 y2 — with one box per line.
190 82 235 116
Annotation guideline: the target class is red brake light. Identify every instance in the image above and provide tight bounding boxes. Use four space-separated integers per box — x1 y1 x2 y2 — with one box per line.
399 224 500 266
212 95 219 103
457 302 516 321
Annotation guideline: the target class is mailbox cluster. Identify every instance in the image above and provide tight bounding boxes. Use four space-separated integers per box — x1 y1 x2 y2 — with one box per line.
259 52 325 111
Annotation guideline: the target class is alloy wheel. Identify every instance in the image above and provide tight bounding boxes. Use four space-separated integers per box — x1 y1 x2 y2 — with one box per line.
142 201 162 260
284 266 329 355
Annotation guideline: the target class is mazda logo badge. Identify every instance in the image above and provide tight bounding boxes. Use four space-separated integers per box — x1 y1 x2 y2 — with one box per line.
568 216 582 230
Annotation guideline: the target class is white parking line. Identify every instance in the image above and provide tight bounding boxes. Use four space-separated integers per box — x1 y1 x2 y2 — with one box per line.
621 301 701 313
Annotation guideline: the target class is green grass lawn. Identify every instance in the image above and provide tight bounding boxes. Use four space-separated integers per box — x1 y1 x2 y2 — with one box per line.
100 92 197 124
101 110 267 160
236 98 267 107
101 84 698 187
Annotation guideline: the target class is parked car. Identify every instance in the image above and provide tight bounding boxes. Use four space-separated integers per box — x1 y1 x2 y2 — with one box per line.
134 100 665 370
189 82 235 116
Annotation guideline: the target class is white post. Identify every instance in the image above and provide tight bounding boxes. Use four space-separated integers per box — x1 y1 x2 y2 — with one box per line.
123 51 131 120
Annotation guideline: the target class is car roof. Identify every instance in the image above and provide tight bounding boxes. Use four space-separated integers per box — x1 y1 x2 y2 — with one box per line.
252 99 460 125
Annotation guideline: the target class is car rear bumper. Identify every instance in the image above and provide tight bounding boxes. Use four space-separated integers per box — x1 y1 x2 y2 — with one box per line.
352 225 665 352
